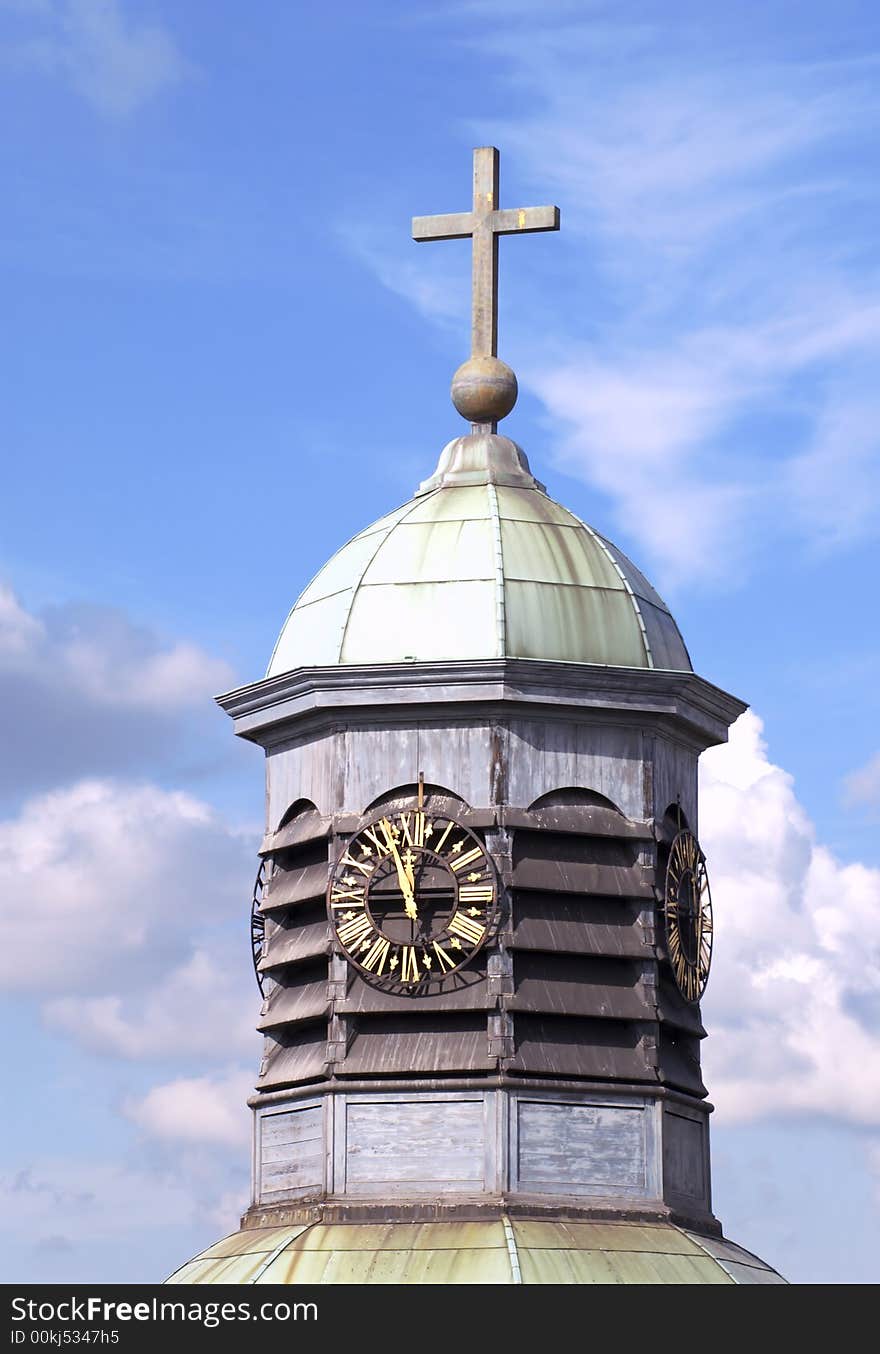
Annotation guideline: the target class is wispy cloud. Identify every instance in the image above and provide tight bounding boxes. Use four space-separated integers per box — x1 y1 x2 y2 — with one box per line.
348 9 880 589
0 584 236 797
2 0 188 116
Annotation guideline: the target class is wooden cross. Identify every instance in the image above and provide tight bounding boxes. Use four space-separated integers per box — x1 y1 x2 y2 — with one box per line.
412 147 560 360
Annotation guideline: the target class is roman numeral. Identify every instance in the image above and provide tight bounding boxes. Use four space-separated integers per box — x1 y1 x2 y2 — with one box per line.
398 813 413 846
432 820 455 854
432 942 456 972
459 885 493 904
337 914 373 948
448 912 486 945
362 825 391 857
330 887 364 905
413 811 425 847
401 946 420 983
361 935 390 974
449 846 484 873
340 852 371 877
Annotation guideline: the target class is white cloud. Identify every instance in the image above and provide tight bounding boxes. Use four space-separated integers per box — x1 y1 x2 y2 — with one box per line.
844 751 880 809
700 711 880 1125
0 583 232 714
3 0 188 116
124 1067 253 1148
45 951 254 1059
0 778 256 1059
0 584 238 797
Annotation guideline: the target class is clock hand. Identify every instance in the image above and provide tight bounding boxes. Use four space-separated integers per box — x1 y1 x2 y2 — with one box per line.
381 818 418 921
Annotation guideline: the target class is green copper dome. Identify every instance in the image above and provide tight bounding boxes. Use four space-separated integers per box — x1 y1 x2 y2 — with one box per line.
268 434 691 677
166 1220 786 1286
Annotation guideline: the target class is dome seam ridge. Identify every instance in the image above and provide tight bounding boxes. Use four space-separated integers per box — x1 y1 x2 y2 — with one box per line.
266 499 416 677
336 492 435 663
564 506 656 670
247 1224 317 1283
486 482 507 657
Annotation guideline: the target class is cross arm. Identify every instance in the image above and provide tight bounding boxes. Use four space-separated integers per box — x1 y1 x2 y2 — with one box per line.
493 205 560 235
412 212 474 242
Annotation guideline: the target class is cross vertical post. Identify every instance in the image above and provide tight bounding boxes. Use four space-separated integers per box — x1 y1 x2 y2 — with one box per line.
412 147 560 364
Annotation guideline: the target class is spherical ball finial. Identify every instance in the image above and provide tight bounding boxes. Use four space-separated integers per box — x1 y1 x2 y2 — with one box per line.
451 356 518 424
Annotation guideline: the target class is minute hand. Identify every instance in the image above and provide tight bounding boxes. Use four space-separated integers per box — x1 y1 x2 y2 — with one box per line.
381 819 418 920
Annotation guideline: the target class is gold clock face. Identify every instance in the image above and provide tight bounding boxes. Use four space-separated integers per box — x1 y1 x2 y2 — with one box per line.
664 829 713 1003
328 806 498 987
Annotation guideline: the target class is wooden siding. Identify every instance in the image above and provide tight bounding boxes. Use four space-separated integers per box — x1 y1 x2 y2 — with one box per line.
342 1097 486 1193
514 1099 647 1194
259 1103 324 1201
663 1107 708 1204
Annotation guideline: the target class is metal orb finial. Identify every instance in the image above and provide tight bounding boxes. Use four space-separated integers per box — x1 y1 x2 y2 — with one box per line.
451 355 518 425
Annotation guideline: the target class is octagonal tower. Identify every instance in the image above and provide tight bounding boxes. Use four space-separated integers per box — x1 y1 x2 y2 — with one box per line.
166 149 785 1285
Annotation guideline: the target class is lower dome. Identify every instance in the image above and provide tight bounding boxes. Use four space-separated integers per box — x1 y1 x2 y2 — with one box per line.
165 1219 786 1285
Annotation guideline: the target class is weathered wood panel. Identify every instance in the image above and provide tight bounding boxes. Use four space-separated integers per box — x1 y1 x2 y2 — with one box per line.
259 1104 324 1201
414 722 497 810
515 1100 647 1193
344 1098 485 1190
344 724 420 816
266 728 346 824
505 718 644 821
663 1108 707 1202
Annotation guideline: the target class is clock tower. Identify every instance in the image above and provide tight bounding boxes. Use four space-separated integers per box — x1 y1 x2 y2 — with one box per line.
166 149 786 1286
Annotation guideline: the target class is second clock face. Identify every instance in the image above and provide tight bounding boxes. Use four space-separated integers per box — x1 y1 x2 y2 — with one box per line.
328 807 498 987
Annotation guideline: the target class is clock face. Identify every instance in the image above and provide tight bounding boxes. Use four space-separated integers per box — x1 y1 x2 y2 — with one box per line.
328 805 498 987
664 829 713 1003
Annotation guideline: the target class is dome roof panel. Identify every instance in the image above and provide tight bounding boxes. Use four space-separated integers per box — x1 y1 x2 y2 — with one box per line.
494 485 583 526
361 519 495 586
505 580 647 666
338 579 500 664
269 588 353 673
166 1220 787 1285
404 484 492 522
266 436 693 677
500 519 626 590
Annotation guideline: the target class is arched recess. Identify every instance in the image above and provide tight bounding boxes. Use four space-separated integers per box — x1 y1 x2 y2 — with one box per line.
527 786 623 814
361 781 469 822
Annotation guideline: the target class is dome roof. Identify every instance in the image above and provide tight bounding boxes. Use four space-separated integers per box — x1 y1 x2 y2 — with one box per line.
268 434 690 677
166 1219 786 1285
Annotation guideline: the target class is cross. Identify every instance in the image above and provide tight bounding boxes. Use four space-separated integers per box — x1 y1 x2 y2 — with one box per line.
412 147 560 360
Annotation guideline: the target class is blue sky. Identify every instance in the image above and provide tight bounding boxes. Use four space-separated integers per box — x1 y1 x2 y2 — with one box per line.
1 0 879 1284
